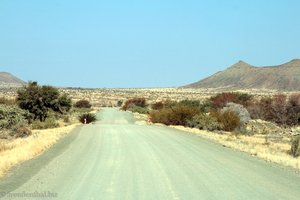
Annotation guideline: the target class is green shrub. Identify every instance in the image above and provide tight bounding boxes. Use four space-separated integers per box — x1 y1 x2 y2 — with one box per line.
17 82 72 121
79 113 97 124
187 114 222 131
179 100 201 108
74 99 92 109
31 117 59 130
199 100 212 113
117 100 123 107
0 105 28 129
128 106 150 114
290 136 300 157
212 110 241 131
122 98 147 110
63 115 70 123
150 103 200 126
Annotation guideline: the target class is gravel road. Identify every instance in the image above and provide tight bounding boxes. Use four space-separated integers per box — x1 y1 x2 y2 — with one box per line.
1 108 299 200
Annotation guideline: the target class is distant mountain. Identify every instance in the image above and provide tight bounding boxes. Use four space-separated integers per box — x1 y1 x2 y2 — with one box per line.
184 59 300 91
0 72 26 87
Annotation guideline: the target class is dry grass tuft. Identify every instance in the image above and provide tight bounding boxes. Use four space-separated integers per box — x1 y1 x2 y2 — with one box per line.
0 124 79 177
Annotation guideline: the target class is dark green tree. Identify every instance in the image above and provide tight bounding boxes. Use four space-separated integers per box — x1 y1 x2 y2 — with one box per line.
17 82 72 121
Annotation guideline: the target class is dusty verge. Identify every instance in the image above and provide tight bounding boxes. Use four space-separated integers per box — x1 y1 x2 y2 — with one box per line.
170 125 300 171
0 123 80 177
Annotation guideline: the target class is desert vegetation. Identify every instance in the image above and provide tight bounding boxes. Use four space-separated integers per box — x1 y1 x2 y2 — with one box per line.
79 113 97 124
74 99 92 109
141 91 300 169
121 97 150 114
0 83 98 176
1 85 300 170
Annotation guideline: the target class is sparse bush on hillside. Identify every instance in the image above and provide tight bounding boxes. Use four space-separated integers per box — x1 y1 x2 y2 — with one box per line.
17 82 72 121
74 99 92 109
122 97 147 111
187 113 222 131
79 113 97 124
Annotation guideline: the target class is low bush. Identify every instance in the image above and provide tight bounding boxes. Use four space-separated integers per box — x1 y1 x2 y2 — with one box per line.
199 100 212 113
79 113 97 124
150 103 200 126
128 106 150 114
74 99 92 109
221 103 251 124
122 97 147 110
187 113 222 131
151 101 164 110
63 115 70 123
0 105 29 129
213 110 241 131
211 92 253 109
11 125 31 138
179 100 201 108
31 117 59 130
290 136 300 157
117 100 123 107
248 94 300 126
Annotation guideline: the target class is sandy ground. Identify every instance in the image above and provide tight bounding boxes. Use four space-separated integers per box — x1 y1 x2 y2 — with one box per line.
169 125 300 171
0 124 80 177
130 112 300 171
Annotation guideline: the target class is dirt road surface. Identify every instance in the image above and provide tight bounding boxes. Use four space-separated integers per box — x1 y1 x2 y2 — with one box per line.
1 108 299 199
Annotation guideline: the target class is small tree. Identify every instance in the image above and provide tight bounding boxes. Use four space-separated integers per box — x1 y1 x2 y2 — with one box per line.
122 98 147 110
17 82 48 121
17 82 72 121
74 99 92 109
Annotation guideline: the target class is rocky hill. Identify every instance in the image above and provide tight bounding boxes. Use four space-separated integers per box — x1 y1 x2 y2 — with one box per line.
184 59 300 91
0 72 25 87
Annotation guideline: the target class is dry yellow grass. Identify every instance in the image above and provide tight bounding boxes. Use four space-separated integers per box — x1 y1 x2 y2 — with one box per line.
0 123 79 177
170 125 300 170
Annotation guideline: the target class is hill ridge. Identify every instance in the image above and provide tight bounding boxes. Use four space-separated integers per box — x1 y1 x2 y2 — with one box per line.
0 72 26 87
184 59 300 91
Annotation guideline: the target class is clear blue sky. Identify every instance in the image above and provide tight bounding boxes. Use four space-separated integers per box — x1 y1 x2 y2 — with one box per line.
1 0 300 88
